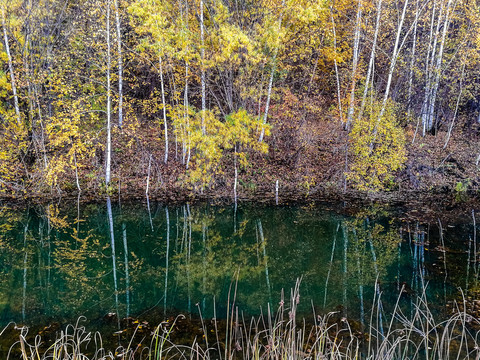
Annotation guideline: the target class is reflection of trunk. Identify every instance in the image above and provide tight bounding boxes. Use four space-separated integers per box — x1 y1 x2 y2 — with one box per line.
164 207 170 315
107 197 120 328
473 210 477 276
437 219 447 303
187 204 192 314
257 219 271 303
356 252 364 330
397 241 401 291
147 195 154 232
467 230 471 293
22 223 29 321
324 222 339 308
341 224 348 312
234 148 238 214
77 192 81 234
411 224 425 292
323 223 340 309
122 222 130 318
202 221 206 312
369 238 384 339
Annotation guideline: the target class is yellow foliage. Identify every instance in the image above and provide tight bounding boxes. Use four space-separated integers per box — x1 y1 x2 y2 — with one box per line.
172 106 269 190
347 99 406 191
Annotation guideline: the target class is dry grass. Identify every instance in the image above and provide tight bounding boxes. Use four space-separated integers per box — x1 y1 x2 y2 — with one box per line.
5 281 480 360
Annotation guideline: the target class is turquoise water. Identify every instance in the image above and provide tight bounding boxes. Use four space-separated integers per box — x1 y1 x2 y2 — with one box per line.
0 199 476 330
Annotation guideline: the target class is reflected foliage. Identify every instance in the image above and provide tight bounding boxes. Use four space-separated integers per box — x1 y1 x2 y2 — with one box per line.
0 201 474 329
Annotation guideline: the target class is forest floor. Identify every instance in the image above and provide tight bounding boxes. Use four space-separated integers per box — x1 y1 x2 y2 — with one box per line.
2 115 480 218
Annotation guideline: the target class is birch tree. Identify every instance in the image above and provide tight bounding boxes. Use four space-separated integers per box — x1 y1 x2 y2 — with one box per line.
345 0 362 131
1 6 20 126
105 0 112 187
114 0 123 128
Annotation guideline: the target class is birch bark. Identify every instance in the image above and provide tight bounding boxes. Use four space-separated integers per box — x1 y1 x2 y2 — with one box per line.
106 0 112 186
1 8 21 125
114 0 123 128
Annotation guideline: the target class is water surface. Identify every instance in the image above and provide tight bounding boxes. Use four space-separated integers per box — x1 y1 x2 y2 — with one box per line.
0 199 477 330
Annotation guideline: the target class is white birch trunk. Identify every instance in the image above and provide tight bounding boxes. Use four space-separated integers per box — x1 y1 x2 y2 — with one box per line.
358 0 383 121
200 0 206 136
146 153 152 195
407 0 419 118
2 8 21 125
330 12 343 125
377 0 409 124
106 0 112 186
428 0 454 132
444 61 464 149
422 0 440 136
159 55 168 164
259 63 275 142
184 0 190 168
259 0 285 143
114 0 123 128
345 0 362 130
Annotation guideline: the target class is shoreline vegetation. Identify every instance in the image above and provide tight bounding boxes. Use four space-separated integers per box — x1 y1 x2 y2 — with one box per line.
1 0 480 203
3 283 480 360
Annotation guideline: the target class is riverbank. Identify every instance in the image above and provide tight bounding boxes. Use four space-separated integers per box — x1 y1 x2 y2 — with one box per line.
2 120 480 214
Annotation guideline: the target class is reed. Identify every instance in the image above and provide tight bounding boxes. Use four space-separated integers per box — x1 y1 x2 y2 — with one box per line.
5 283 480 360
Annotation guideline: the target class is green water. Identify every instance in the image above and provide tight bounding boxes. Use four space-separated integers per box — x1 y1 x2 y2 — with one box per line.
0 199 476 330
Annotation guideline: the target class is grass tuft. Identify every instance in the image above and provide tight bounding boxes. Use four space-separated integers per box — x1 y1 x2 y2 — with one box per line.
4 283 480 360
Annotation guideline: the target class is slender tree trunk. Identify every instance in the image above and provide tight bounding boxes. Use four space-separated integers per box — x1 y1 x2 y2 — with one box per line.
159 55 168 164
2 8 21 125
377 0 409 124
358 0 383 121
444 61 465 149
428 0 454 132
184 0 191 169
422 0 440 136
407 0 419 119
74 151 81 192
200 0 206 135
345 0 363 131
330 11 344 125
259 60 275 143
106 0 112 186
146 153 152 195
259 0 285 143
114 0 123 128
